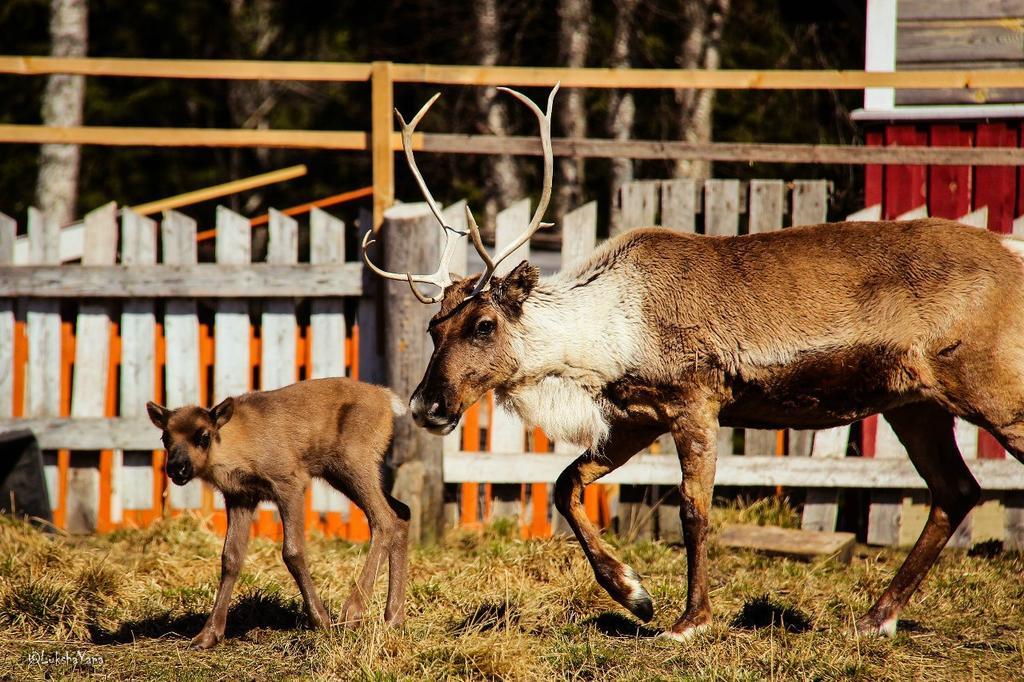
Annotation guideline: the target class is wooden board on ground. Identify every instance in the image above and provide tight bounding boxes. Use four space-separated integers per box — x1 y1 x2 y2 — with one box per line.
718 523 856 564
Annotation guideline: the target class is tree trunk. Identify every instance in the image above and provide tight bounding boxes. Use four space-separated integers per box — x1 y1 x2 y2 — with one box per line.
475 0 524 234
554 0 591 222
674 0 730 180
607 0 638 236
36 0 88 227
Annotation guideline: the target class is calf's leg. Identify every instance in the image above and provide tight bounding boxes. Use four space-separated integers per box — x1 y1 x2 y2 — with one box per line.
192 500 255 649
857 402 980 636
278 488 331 629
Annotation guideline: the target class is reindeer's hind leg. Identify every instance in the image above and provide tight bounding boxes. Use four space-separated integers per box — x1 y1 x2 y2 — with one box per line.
278 486 331 630
326 469 409 628
554 425 662 622
857 401 980 637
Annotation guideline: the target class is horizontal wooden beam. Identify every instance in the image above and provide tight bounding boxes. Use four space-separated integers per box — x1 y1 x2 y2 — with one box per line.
424 134 1024 166
0 124 376 150
0 263 363 297
4 125 1024 166
0 56 372 82
4 56 1024 90
444 452 1024 490
0 419 158 450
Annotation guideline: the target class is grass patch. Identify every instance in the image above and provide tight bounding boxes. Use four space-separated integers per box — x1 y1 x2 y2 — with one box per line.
0 504 1022 680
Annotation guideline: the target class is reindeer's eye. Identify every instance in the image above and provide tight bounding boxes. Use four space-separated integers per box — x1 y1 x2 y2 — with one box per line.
195 431 211 449
474 319 496 339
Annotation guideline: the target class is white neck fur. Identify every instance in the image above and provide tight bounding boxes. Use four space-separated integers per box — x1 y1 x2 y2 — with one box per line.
497 266 643 450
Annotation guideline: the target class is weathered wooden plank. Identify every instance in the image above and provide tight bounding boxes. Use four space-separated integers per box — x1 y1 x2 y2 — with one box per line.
26 208 62 511
0 263 363 297
66 203 119 534
383 202 445 543
791 180 829 226
260 210 298 391
119 209 158 519
440 452 1024 489
619 180 659 230
718 523 855 563
896 87 1024 106
308 207 349 522
660 179 699 233
801 426 850 532
490 199 532 522
161 210 202 510
703 180 740 458
898 23 1024 63
899 0 1024 21
560 201 597 268
214 206 251 403
744 180 785 460
0 212 14 419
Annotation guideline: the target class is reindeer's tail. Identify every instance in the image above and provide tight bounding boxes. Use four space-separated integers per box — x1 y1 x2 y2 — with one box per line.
385 389 408 417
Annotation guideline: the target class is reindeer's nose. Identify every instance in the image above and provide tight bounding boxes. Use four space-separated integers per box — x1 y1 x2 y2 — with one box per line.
411 392 455 432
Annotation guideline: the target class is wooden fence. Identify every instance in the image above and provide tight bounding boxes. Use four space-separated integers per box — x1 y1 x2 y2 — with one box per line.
3 178 1024 545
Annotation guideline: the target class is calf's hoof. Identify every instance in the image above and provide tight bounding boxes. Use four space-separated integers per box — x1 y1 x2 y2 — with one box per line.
599 564 655 623
190 628 222 650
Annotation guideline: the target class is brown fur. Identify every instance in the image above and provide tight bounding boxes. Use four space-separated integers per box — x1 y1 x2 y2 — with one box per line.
403 217 1024 637
147 377 410 649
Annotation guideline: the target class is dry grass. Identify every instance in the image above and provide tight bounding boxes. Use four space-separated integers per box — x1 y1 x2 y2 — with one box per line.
0 504 1022 681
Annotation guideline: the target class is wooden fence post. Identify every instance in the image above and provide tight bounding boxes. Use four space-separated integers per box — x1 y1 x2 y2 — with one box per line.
382 203 443 544
371 61 395 231
161 210 203 513
119 208 158 528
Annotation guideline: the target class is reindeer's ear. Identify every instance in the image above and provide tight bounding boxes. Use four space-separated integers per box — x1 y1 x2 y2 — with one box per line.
209 397 234 428
491 260 539 317
146 401 170 430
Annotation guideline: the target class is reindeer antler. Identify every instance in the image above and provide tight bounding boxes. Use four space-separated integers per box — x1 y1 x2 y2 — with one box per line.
465 84 559 298
361 93 468 304
363 84 559 304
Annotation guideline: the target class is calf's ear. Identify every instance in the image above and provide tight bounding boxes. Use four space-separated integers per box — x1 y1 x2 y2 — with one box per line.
146 401 170 430
209 397 234 428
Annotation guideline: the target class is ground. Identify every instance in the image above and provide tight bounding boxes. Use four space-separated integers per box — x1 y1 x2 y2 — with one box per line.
0 501 1022 681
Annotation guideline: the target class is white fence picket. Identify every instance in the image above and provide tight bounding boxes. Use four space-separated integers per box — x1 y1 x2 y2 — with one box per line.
161 210 202 510
120 209 158 522
27 208 63 511
309 207 350 521
0 213 14 419
66 203 118 533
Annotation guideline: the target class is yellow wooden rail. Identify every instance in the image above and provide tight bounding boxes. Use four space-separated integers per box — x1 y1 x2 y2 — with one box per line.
3 56 1024 90
130 164 307 215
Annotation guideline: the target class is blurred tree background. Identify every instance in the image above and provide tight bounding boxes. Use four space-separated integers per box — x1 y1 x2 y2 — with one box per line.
0 0 867 234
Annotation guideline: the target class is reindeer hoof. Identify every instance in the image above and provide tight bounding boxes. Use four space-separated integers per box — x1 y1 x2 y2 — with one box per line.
658 622 710 643
190 629 222 650
855 614 897 638
621 566 655 623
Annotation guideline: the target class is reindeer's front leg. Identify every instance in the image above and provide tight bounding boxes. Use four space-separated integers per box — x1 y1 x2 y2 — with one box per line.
554 425 662 622
193 499 255 649
662 414 718 641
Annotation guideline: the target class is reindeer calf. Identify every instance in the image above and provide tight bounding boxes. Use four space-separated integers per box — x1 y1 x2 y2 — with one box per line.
146 377 409 649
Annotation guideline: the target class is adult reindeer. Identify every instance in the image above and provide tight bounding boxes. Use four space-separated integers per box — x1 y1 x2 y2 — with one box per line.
364 84 1024 640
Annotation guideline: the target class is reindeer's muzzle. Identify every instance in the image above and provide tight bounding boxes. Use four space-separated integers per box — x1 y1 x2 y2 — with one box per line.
410 392 459 435
166 449 194 486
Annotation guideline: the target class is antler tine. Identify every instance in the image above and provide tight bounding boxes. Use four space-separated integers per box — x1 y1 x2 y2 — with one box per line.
361 227 454 305
394 93 451 231
468 83 559 297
